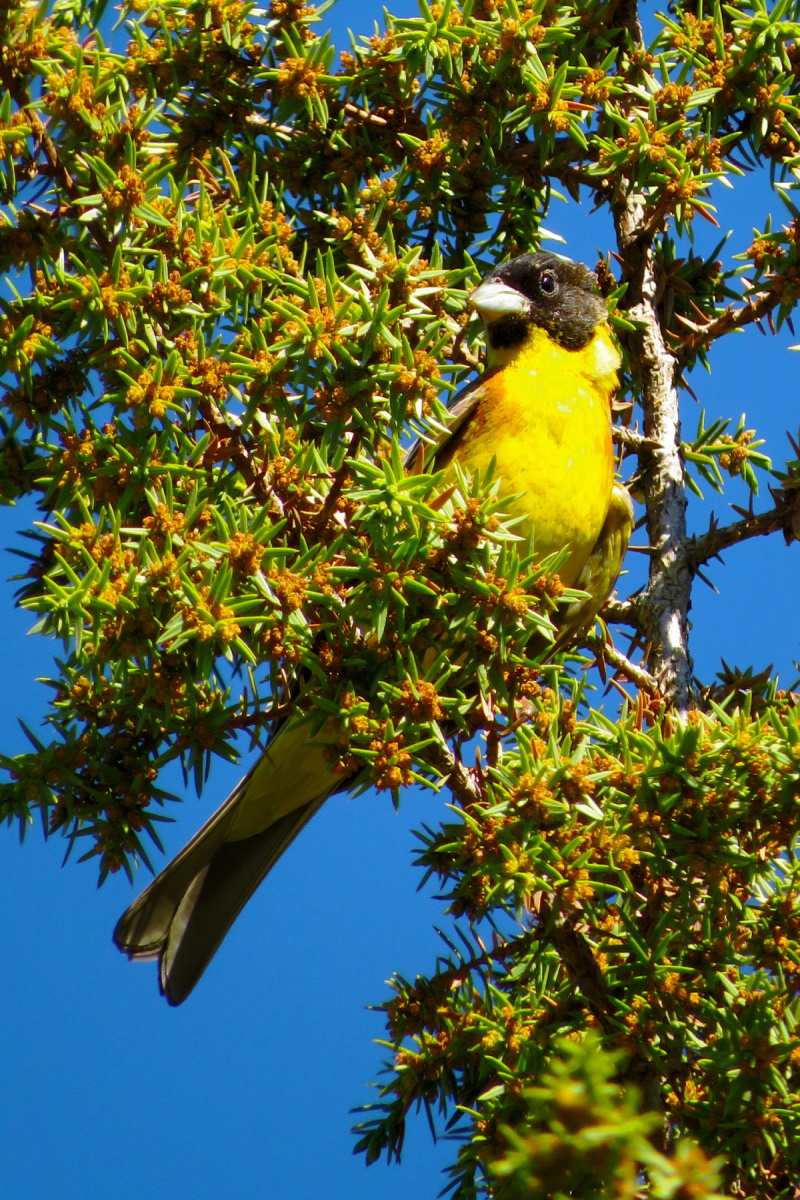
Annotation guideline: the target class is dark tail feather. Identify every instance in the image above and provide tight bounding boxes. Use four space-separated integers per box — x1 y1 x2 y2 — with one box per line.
113 794 238 962
114 714 343 1002
158 798 325 1005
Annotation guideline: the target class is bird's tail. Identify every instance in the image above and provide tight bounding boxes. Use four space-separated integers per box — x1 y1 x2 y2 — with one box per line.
113 717 338 1005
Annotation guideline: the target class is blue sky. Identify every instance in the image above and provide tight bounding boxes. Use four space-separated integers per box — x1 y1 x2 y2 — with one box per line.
2 3 800 1199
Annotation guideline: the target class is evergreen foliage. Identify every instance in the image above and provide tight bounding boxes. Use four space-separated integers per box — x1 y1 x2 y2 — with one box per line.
2 0 800 1194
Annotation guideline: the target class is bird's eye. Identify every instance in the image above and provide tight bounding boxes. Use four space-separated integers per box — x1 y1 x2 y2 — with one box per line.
539 271 558 296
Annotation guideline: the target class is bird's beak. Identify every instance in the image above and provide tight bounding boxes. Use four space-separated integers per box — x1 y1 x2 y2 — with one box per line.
468 280 529 323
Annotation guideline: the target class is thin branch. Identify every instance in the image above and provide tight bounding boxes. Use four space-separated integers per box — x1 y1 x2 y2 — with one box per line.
343 102 388 126
312 430 363 536
538 900 618 1036
430 741 484 808
585 632 660 696
502 138 606 196
413 929 539 996
675 282 789 367
601 595 642 628
195 397 273 504
687 505 786 570
2 84 76 196
0 73 115 253
245 112 293 137
612 426 660 452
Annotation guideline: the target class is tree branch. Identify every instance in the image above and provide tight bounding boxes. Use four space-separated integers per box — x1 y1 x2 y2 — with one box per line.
430 741 484 808
612 426 660 453
614 194 693 715
687 505 786 570
584 632 660 696
675 280 790 367
601 595 642 628
312 430 363 536
539 901 618 1035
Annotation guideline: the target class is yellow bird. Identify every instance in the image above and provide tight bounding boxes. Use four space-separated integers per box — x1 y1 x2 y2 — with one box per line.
114 252 633 1004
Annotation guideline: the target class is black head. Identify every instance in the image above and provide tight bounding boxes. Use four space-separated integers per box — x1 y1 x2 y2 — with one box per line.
469 251 607 353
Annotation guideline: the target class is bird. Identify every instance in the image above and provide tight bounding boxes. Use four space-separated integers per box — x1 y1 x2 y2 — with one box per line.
113 251 633 1005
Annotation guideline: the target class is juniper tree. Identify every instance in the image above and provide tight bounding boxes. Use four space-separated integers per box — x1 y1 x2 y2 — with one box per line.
2 0 800 1196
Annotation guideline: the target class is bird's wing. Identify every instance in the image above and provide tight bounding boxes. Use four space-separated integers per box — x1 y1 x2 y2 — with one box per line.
404 368 493 473
556 481 634 644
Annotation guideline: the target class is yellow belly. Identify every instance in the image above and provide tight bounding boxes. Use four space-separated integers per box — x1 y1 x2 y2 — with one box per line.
448 324 618 587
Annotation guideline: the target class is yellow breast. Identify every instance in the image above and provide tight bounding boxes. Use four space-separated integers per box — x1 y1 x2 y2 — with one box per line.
449 323 619 587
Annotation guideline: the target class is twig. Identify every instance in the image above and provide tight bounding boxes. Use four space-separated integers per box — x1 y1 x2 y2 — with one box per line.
343 102 388 126
0 74 113 252
538 900 618 1035
687 505 785 570
245 113 293 137
675 282 789 367
430 742 483 808
501 136 617 205
612 426 660 452
400 929 540 1015
585 632 660 696
195 397 272 504
312 430 363 536
601 595 642 628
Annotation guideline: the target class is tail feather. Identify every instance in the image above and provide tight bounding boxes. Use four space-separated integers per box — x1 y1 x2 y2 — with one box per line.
113 788 239 961
159 797 326 1005
113 717 340 1003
